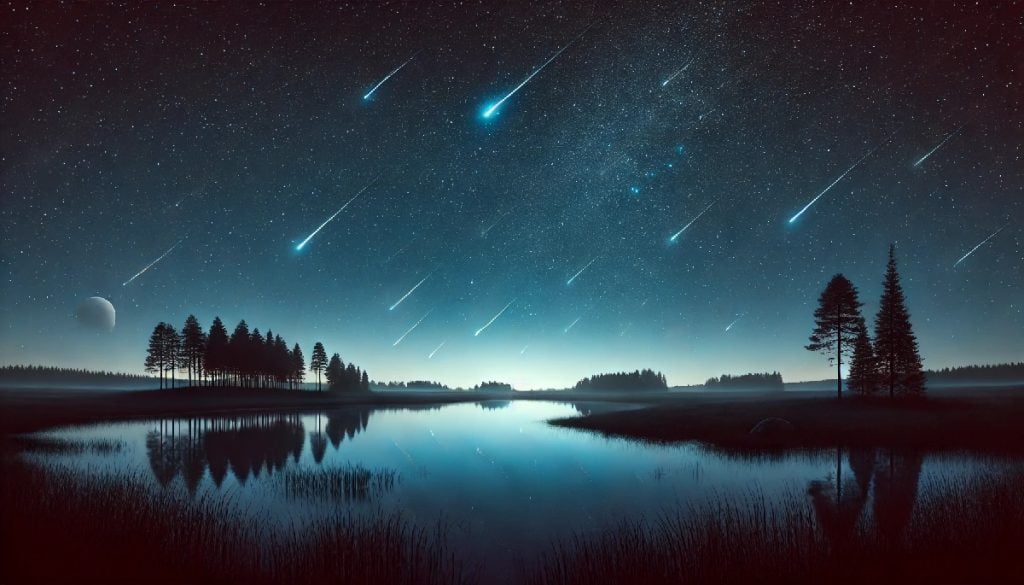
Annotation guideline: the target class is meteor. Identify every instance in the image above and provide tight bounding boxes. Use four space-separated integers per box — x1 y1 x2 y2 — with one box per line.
788 146 879 224
474 299 515 337
914 124 965 167
389 273 431 311
725 316 743 332
953 226 1005 267
520 344 529 355
393 309 432 347
363 53 418 101
566 257 598 285
296 175 380 251
670 201 715 242
481 209 512 237
660 59 693 87
428 340 446 359
481 24 592 119
564 316 582 334
123 239 183 286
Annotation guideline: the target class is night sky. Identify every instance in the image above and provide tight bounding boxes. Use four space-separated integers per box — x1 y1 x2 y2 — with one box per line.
2 1 1020 389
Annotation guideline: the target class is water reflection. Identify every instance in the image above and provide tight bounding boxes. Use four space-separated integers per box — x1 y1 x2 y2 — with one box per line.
807 447 924 548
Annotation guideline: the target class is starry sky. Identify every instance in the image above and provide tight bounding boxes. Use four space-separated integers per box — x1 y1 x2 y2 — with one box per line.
2 1 1021 390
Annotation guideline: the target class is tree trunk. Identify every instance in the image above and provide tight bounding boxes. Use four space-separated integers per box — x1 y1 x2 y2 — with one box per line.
836 304 842 401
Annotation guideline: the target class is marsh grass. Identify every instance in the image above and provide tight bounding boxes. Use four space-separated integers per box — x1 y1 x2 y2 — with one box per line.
281 464 398 500
0 456 467 584
532 472 1024 584
12 435 127 455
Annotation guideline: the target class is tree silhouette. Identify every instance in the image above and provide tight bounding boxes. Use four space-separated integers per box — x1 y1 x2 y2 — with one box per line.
228 320 251 388
325 353 344 391
290 343 305 390
181 315 206 388
310 342 327 392
806 274 864 400
145 323 171 389
163 323 182 390
848 318 879 396
204 317 229 387
874 245 926 398
574 369 668 391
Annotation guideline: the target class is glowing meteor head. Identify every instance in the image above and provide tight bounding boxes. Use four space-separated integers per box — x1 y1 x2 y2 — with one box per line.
481 103 499 119
295 243 305 251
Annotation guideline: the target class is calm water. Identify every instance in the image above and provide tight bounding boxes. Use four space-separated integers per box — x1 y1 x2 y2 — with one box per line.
26 400 1022 582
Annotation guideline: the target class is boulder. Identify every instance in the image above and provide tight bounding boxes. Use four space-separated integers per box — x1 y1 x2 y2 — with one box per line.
749 417 796 440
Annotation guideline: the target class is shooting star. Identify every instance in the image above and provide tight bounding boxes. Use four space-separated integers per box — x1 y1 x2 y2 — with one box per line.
393 309 433 347
564 316 582 334
123 239 183 286
481 24 592 119
953 226 1006 267
520 344 529 355
914 124 965 167
389 272 432 311
788 145 881 224
670 201 716 242
566 257 598 285
363 52 419 101
481 209 512 237
725 315 743 332
296 175 380 251
474 299 515 337
660 58 693 87
428 340 446 359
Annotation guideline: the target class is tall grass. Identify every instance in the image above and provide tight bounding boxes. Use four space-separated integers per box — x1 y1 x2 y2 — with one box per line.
12 435 127 455
0 456 467 584
532 472 1024 584
281 464 398 500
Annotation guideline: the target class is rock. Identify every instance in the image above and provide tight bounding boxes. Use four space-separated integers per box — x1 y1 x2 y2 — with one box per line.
749 417 795 440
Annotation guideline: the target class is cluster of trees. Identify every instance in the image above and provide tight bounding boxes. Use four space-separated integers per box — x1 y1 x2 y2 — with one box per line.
143 315 368 392
473 381 514 392
704 372 784 391
0 365 151 384
807 245 925 399
574 369 668 391
925 363 1024 384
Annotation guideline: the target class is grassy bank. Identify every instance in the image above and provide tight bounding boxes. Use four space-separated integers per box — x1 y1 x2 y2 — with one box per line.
552 388 1024 454
531 470 1024 584
0 455 467 585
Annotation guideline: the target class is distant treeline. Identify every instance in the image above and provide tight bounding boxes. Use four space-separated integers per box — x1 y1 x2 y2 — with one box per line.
575 369 668 391
374 380 451 390
144 315 369 392
474 381 514 392
0 365 153 385
925 363 1024 383
704 372 784 391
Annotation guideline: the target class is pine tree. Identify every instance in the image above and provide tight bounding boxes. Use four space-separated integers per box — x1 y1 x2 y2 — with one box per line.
325 353 344 391
163 324 182 390
360 370 370 392
310 342 327 392
874 245 926 398
145 322 169 389
806 274 865 400
291 343 305 390
181 315 206 388
229 320 250 387
205 317 229 387
848 318 879 396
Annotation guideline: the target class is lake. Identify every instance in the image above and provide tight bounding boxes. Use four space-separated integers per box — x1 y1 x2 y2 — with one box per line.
24 400 1022 583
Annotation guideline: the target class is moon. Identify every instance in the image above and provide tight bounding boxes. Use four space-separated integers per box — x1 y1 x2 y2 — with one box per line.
76 296 115 332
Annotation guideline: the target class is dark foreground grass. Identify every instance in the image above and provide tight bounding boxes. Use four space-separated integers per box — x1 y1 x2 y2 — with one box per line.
11 435 127 455
531 471 1024 584
0 456 467 585
281 464 398 500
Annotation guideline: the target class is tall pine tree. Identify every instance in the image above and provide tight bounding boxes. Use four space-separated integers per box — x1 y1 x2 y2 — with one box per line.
847 318 879 396
181 315 206 388
874 245 925 398
310 342 327 392
806 274 865 400
205 317 229 387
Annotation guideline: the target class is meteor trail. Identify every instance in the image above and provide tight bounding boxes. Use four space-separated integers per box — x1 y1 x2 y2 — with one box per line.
661 59 693 87
393 309 432 346
564 316 582 334
428 340 446 359
725 316 743 332
788 145 880 224
566 257 598 285
296 176 380 251
123 239 182 286
481 209 512 237
474 299 515 336
389 273 431 311
363 53 418 100
481 25 592 118
953 226 1005 267
670 201 715 242
914 124 965 167
520 344 529 355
